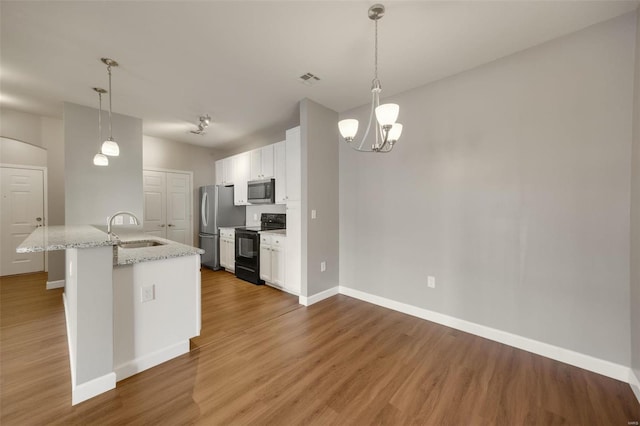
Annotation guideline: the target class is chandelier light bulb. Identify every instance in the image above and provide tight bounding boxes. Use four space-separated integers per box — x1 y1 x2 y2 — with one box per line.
93 153 109 166
101 138 120 156
338 119 359 141
388 123 403 142
375 103 399 127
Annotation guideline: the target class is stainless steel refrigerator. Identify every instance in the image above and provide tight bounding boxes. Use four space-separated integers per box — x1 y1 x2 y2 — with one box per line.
199 185 246 270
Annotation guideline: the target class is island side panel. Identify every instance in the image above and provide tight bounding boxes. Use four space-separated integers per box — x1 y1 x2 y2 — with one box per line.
64 246 116 405
113 254 200 381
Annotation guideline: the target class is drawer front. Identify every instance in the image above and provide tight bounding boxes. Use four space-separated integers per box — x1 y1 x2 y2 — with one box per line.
260 234 272 245
272 236 286 247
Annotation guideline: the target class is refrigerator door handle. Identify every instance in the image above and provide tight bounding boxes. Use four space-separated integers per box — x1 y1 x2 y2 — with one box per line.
201 191 208 227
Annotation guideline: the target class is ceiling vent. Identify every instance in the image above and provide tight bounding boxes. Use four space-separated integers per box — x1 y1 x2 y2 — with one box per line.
298 72 321 86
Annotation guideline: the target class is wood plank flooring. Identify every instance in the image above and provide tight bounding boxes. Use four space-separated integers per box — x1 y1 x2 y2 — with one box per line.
1 269 639 424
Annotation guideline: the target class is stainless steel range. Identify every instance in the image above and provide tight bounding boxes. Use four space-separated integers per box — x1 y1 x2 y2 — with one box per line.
235 213 286 285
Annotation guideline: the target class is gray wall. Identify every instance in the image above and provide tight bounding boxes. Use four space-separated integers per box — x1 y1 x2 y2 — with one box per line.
300 99 339 297
64 102 142 226
339 13 635 365
630 8 640 380
0 108 65 281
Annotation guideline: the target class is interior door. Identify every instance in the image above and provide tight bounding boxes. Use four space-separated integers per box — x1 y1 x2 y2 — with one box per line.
166 172 191 245
0 167 44 276
142 170 166 238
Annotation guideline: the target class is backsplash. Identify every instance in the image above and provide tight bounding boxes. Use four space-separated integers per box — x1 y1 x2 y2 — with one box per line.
246 204 286 226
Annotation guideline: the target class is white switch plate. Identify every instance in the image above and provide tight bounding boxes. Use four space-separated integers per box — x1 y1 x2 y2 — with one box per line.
129 216 136 224
142 285 155 302
311 210 317 219
115 216 124 225
253 213 258 221
427 276 436 288
320 261 326 272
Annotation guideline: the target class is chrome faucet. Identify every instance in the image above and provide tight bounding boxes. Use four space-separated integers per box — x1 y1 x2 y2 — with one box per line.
107 211 140 241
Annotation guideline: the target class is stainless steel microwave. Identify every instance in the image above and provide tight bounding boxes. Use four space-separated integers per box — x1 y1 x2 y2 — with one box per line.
247 178 275 204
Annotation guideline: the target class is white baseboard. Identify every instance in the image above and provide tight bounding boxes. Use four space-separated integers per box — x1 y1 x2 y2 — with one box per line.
72 373 116 406
630 368 640 405
114 340 190 382
299 286 339 306
338 286 630 383
46 279 65 290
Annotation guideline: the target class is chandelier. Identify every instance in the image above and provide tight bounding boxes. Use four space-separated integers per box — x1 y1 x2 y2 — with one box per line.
338 4 403 153
100 58 120 157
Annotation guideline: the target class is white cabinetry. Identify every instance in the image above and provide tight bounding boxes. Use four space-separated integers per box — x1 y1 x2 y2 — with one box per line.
286 127 301 202
260 233 287 290
215 158 235 186
219 228 236 272
250 145 274 180
143 170 192 245
233 153 250 205
274 141 287 204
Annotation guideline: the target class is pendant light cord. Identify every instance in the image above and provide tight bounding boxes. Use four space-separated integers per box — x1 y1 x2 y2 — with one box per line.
107 65 113 139
374 19 378 81
98 92 103 149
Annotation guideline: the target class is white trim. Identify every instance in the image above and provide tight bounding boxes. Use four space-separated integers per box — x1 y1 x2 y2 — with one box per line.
630 368 640 406
46 279 65 289
299 286 339 306
62 292 75 386
72 373 116 406
114 340 190 382
338 285 630 383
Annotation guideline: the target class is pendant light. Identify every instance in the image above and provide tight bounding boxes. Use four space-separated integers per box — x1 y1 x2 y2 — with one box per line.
92 87 109 166
338 4 403 153
101 58 120 156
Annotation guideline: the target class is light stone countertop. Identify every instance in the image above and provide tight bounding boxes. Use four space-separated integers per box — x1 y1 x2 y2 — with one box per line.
16 225 204 266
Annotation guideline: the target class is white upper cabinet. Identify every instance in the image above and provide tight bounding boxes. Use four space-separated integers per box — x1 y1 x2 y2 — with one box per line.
250 145 275 181
215 160 224 185
285 127 301 202
233 152 250 205
274 141 286 204
223 157 234 186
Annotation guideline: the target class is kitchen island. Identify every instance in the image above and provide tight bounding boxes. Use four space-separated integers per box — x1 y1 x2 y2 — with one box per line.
17 226 203 405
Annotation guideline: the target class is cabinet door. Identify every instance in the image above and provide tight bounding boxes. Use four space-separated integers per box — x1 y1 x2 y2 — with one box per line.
285 201 301 295
272 238 285 288
215 160 224 186
250 149 262 181
274 141 287 204
223 157 234 185
285 127 301 202
166 172 191 245
142 170 167 238
233 152 250 205
228 238 236 272
219 237 228 269
260 145 274 178
259 244 272 282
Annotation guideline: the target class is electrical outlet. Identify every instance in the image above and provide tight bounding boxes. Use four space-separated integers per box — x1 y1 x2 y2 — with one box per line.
141 285 155 302
253 213 258 221
320 261 326 272
115 216 124 225
129 216 136 224
427 276 436 289
311 210 317 219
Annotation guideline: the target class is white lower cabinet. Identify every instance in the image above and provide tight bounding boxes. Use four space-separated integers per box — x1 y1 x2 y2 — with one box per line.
260 233 288 292
219 228 236 272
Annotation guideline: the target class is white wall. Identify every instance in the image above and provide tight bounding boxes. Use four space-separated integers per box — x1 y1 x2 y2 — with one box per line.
340 13 635 365
64 102 143 226
630 8 640 382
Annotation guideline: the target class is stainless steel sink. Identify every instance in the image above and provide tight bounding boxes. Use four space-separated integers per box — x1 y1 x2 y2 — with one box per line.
118 240 166 249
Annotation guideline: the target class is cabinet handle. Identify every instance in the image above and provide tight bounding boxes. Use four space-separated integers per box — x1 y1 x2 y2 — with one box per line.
168 224 175 227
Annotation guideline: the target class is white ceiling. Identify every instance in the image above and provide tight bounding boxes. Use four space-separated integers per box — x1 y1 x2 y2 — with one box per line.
1 1 638 149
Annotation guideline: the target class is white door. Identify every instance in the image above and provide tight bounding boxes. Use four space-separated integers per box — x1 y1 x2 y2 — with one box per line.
142 170 166 238
166 172 191 245
0 167 45 276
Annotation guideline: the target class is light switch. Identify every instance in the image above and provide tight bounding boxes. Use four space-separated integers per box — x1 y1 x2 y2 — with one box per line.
311 210 317 219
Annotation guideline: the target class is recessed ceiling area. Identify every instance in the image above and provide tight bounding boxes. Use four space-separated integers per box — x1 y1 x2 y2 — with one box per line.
1 1 638 149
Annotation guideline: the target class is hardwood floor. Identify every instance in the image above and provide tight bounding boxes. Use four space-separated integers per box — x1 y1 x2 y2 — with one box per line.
1 269 639 424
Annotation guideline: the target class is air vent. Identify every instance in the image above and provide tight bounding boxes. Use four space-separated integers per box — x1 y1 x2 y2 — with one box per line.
298 72 321 86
